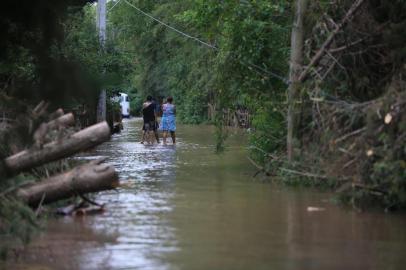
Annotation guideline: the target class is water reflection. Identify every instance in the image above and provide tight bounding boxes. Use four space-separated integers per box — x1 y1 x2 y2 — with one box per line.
3 118 406 270
72 119 179 270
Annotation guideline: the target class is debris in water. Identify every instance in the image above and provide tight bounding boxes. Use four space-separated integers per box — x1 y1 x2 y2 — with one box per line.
307 206 326 212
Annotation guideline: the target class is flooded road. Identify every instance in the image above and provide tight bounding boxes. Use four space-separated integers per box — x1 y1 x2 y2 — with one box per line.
4 118 406 270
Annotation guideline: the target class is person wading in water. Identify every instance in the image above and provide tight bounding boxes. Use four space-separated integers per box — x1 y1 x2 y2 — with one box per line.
141 95 160 144
160 96 176 145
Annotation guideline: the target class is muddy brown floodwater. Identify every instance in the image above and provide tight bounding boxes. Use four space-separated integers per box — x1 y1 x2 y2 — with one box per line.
3 118 406 270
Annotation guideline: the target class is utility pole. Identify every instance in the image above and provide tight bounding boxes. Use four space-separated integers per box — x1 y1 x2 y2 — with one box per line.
96 0 106 122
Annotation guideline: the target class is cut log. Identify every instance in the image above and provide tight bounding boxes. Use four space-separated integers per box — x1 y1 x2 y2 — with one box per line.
45 112 75 130
49 108 65 120
33 113 75 145
16 160 118 207
32 100 49 118
5 121 111 173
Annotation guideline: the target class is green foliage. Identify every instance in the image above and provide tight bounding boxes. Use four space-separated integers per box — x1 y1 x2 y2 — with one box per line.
269 0 406 211
183 0 291 151
0 0 103 108
0 199 39 246
105 0 291 129
352 89 406 210
0 174 39 259
129 90 144 116
0 0 99 258
250 100 286 162
62 3 137 105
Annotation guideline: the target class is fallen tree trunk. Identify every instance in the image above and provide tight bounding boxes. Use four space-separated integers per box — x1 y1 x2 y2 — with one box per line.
16 160 119 207
5 121 110 173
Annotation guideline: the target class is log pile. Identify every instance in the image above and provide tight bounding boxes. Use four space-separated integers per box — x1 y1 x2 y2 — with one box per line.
2 107 118 211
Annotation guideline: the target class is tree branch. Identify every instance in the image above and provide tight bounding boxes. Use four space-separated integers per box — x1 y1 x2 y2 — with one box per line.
298 0 367 82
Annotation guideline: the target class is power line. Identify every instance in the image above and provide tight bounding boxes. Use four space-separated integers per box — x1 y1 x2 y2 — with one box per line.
109 0 289 84
123 0 218 50
244 61 289 85
107 0 123 13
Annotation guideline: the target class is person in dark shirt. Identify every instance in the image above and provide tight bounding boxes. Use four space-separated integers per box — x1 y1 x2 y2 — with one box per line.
141 96 160 144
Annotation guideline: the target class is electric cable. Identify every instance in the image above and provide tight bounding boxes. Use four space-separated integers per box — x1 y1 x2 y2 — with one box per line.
109 0 289 84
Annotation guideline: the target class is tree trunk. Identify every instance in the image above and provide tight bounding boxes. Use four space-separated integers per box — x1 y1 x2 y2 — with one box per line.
16 160 118 207
287 0 308 162
5 121 111 173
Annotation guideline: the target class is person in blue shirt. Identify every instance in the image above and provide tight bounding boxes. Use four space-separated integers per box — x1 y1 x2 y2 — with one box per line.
160 96 176 145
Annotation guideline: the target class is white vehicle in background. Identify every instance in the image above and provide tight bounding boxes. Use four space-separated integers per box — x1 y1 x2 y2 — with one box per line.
119 92 130 118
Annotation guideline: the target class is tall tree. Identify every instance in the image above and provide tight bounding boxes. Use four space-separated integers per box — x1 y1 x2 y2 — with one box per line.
287 0 308 161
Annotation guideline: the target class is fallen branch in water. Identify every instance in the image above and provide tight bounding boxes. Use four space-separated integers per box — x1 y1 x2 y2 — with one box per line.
279 168 329 179
56 201 105 216
74 205 105 216
247 156 265 177
249 145 280 160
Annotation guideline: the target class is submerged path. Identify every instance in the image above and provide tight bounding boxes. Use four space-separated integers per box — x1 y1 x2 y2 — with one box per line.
5 118 406 270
